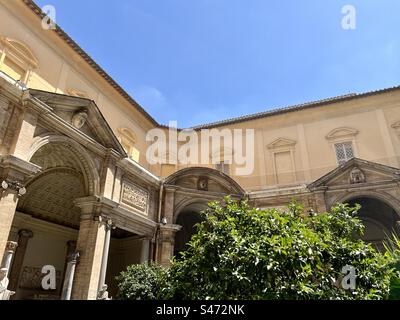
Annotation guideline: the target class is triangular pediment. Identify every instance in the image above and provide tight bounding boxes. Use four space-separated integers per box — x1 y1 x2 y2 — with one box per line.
325 127 358 140
267 137 297 149
308 158 400 190
29 89 127 156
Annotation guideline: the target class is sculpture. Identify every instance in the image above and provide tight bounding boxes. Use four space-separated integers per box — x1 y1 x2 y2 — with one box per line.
97 284 111 300
0 268 14 300
71 111 88 129
349 167 366 184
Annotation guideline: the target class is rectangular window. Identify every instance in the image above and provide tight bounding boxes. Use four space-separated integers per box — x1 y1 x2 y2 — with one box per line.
274 151 295 185
334 142 354 165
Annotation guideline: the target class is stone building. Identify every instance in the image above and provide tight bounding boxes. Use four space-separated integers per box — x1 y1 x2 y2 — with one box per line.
0 0 400 299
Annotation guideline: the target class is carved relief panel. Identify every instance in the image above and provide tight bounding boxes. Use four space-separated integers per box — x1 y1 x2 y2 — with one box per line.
120 180 149 215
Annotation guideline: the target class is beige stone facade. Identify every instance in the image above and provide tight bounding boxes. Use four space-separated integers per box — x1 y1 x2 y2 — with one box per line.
1 0 400 300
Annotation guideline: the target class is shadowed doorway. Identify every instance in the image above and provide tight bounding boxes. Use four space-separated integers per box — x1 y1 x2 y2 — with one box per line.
174 202 208 257
347 197 399 251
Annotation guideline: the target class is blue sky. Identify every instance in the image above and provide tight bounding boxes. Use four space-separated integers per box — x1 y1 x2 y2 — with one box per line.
36 0 400 128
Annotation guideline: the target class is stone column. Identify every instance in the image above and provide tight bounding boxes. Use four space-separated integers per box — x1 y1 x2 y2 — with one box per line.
163 188 176 224
1 241 18 277
61 252 80 300
140 238 150 264
71 213 106 300
0 190 19 268
58 240 77 296
97 219 113 297
158 224 182 266
8 229 33 292
313 189 328 213
0 154 40 265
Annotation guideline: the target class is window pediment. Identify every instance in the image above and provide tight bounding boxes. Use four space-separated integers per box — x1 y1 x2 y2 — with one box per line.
118 128 137 144
211 147 234 163
267 138 297 150
0 36 38 68
326 127 358 141
66 88 89 99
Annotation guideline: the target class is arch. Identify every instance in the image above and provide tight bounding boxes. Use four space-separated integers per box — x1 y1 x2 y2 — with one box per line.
28 134 100 196
343 196 400 250
173 197 211 224
165 167 245 196
333 190 400 219
18 167 86 228
174 201 209 256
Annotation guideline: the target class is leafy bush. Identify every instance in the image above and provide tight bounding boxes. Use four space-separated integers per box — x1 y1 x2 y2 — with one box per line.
163 197 396 300
384 235 400 300
116 263 168 300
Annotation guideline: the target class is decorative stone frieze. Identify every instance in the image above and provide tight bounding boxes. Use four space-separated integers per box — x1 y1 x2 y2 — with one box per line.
121 181 149 214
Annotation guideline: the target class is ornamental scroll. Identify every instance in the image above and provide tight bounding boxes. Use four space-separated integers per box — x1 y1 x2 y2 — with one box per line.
121 181 149 214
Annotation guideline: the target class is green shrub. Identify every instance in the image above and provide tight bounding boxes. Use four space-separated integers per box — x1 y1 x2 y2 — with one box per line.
116 263 168 300
163 197 396 300
384 235 400 299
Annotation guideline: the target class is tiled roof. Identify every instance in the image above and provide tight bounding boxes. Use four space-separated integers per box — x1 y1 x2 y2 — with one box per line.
191 86 400 129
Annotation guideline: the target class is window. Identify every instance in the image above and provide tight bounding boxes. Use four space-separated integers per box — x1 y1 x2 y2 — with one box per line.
118 128 140 162
215 161 230 175
274 151 295 185
0 37 38 84
267 138 297 185
334 142 354 165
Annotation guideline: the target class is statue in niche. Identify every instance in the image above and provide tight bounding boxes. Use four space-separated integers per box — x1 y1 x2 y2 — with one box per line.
349 167 366 184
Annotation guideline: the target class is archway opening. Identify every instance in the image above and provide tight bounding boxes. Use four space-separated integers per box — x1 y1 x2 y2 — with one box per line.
174 202 208 257
106 228 148 299
346 197 399 251
6 142 91 300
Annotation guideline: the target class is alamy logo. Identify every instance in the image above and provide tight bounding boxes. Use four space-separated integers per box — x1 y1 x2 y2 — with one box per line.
41 265 56 290
146 121 255 176
341 5 356 30
341 265 356 290
41 5 57 30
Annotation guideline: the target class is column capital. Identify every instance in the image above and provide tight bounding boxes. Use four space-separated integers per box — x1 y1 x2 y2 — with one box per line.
5 241 17 252
67 251 80 264
18 229 33 239
1 180 26 197
93 215 116 231
164 186 178 194
159 224 182 242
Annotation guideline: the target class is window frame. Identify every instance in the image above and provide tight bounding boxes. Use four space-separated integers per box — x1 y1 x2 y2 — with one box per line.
325 127 359 167
334 141 355 165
